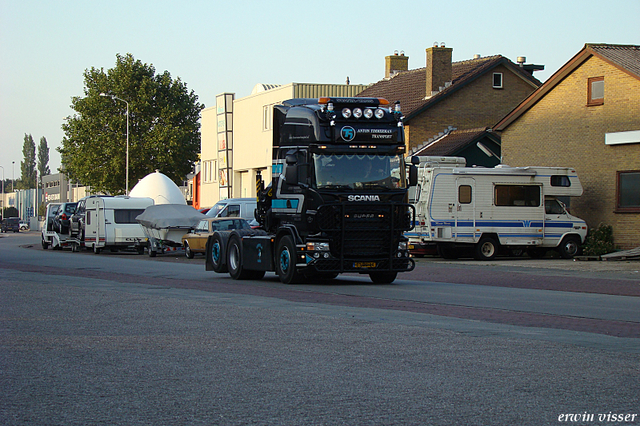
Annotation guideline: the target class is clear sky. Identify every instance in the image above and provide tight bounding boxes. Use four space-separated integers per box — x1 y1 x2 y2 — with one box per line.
1 0 638 179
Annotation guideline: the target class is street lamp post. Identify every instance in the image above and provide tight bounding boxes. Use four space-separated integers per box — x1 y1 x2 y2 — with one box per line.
0 166 4 216
100 93 130 195
12 161 15 192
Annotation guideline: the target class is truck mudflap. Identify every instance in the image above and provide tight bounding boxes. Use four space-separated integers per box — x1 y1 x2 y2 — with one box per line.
311 202 415 273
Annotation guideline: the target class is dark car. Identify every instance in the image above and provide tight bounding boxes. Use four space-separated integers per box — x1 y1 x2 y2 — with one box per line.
69 197 89 238
181 217 252 259
52 202 78 234
1 217 21 233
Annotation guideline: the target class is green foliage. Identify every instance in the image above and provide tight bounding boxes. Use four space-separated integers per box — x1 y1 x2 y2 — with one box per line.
38 137 50 180
21 134 37 189
582 223 615 256
59 53 204 195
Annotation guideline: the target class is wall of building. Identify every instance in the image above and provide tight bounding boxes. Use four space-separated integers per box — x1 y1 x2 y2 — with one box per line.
406 65 536 149
501 55 640 249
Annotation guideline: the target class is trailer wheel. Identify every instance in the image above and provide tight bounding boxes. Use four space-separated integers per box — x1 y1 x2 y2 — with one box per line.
184 242 194 259
369 272 397 284
276 235 303 284
558 236 581 259
227 234 254 280
209 233 228 273
474 237 498 260
41 237 49 250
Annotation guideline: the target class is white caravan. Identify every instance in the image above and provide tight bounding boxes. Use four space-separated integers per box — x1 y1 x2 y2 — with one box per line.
83 196 154 254
406 160 588 260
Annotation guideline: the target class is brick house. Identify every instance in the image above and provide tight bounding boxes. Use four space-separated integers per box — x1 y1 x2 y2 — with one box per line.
495 44 640 250
358 45 542 164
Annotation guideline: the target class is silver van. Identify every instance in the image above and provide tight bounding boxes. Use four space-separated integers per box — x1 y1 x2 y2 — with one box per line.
206 198 257 221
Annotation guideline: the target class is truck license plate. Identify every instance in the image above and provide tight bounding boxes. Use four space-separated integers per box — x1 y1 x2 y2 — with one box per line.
354 262 376 269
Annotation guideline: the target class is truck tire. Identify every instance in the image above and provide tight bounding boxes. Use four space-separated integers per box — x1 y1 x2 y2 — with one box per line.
276 235 303 284
369 272 397 284
558 236 581 259
209 232 228 273
41 237 49 250
474 237 498 260
227 233 254 280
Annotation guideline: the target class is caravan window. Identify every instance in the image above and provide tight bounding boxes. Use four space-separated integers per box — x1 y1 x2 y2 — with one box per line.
458 185 472 204
114 209 146 224
494 185 540 207
550 175 571 187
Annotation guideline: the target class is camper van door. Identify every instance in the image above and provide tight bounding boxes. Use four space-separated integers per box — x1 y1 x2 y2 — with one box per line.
455 177 476 241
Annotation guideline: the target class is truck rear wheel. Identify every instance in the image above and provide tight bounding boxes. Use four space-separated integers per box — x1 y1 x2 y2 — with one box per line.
227 234 254 280
276 235 303 284
209 232 229 273
474 237 498 260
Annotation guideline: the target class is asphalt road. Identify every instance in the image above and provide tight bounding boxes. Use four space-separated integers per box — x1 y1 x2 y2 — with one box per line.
1 231 639 425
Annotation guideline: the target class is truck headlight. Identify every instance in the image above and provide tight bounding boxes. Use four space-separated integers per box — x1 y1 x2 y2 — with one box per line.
353 108 362 118
398 241 408 250
375 108 385 119
341 108 352 119
307 242 330 251
364 108 373 119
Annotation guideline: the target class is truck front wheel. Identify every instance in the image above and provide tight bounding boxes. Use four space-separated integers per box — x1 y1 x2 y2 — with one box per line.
276 235 303 284
369 272 397 284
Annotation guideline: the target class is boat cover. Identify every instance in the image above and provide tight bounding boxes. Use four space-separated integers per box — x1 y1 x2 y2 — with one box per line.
136 204 206 230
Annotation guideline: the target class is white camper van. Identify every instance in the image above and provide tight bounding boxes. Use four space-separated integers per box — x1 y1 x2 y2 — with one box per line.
83 196 154 254
406 161 588 260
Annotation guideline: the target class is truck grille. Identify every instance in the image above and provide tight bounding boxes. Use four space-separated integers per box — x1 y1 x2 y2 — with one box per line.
316 203 414 258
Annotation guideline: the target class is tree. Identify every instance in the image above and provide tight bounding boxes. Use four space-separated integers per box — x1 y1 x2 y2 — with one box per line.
21 134 37 189
59 53 204 195
37 137 51 188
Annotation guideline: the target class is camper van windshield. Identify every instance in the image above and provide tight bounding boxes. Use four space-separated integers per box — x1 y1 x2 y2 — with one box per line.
313 153 405 190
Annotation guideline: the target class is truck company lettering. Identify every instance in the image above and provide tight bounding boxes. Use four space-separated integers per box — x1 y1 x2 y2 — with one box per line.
348 195 381 202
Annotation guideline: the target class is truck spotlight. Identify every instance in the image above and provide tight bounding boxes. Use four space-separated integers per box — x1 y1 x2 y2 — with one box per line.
374 108 385 119
353 108 362 118
364 108 374 119
342 108 352 119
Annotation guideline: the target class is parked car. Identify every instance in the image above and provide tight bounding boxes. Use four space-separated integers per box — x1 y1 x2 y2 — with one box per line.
52 202 78 234
1 217 21 233
19 220 30 231
45 203 62 232
181 217 252 259
205 198 257 221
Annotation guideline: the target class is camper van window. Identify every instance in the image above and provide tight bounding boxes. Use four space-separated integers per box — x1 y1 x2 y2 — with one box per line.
458 185 472 204
550 176 571 187
86 212 91 225
494 185 540 207
114 209 146 224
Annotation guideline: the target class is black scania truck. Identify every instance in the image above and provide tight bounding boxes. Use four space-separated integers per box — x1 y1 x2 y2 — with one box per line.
206 97 417 284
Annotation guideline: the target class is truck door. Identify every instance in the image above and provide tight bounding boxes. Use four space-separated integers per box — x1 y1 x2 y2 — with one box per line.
455 178 476 242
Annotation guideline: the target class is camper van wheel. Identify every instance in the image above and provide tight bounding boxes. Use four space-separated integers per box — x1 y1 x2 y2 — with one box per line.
475 237 498 261
369 272 398 284
558 236 581 259
184 242 194 259
276 235 303 284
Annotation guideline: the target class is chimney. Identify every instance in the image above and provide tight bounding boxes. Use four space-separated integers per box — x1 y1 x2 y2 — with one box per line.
385 50 409 79
426 43 453 97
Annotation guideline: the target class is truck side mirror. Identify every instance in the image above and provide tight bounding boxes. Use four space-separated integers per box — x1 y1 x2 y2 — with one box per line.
411 155 420 165
285 154 298 185
408 165 418 187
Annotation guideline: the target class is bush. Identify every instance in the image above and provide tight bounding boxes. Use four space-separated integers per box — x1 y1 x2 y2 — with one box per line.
582 224 615 256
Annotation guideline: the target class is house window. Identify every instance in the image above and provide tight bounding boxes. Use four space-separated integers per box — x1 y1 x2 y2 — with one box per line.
616 171 640 212
458 185 472 204
492 73 503 89
587 76 604 106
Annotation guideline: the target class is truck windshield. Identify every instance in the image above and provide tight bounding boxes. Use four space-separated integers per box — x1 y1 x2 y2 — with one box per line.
313 153 405 190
